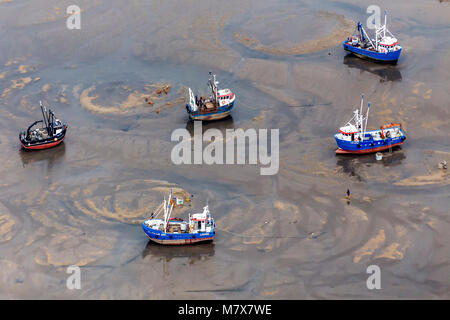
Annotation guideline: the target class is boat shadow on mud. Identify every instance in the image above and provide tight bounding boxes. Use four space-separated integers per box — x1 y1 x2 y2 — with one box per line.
142 241 215 263
336 147 406 180
343 54 402 82
185 116 235 135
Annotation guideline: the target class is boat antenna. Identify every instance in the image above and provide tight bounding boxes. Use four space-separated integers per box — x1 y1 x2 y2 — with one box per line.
384 10 387 38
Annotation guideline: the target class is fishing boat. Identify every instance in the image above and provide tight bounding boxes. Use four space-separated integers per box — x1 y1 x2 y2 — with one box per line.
334 95 406 154
186 72 235 121
142 190 215 245
343 11 402 63
19 101 67 150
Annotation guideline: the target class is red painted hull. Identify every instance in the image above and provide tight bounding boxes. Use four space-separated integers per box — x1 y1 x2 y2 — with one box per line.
336 141 404 154
20 136 65 150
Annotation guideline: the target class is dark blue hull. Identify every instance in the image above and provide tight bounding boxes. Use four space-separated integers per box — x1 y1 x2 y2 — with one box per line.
343 41 401 63
186 101 234 121
142 222 214 245
335 129 406 154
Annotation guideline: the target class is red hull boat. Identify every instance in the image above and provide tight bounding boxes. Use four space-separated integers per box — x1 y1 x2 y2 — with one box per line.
19 101 67 150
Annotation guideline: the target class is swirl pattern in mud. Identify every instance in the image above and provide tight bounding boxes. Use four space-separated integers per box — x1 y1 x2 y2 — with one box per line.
68 178 190 224
80 83 185 115
233 10 354 56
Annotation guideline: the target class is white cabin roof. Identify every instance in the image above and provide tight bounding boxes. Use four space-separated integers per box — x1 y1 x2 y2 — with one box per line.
192 213 206 221
379 36 398 46
217 89 231 96
339 124 358 134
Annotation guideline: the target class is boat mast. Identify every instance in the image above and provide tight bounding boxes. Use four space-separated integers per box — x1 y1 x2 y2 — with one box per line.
375 11 388 51
48 110 54 136
358 22 375 49
358 95 364 140
359 94 364 120
364 102 371 138
208 71 218 103
163 190 174 232
40 101 48 130
163 196 167 230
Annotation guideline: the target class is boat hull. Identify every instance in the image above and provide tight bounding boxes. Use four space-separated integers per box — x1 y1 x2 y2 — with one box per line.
20 129 67 150
142 223 214 245
187 101 234 121
336 141 404 154
343 41 401 63
335 128 406 154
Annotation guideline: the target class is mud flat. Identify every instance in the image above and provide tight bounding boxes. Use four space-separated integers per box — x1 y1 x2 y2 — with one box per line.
0 0 449 299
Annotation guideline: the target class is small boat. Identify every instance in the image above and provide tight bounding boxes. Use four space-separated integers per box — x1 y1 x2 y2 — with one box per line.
334 95 406 154
343 11 402 63
142 190 215 245
19 101 67 150
186 72 235 121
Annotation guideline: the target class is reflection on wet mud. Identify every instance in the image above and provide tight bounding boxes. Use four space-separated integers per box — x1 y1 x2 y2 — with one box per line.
336 147 406 180
185 116 235 135
142 241 215 264
19 142 66 168
343 54 403 82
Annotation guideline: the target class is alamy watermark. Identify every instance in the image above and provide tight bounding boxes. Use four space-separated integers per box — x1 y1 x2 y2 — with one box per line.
366 265 381 290
66 265 81 290
171 121 279 176
366 5 381 30
66 5 81 30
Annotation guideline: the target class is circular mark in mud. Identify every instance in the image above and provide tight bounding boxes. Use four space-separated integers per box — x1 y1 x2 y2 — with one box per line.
230 9 354 56
80 83 185 115
20 178 191 267
33 227 116 267
67 178 191 224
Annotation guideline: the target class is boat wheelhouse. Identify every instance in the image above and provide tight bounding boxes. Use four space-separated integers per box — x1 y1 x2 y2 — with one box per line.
334 95 406 154
142 190 215 245
186 72 235 121
343 11 402 63
19 101 67 150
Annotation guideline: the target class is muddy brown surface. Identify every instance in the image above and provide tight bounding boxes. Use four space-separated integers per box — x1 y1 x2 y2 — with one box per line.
0 0 449 299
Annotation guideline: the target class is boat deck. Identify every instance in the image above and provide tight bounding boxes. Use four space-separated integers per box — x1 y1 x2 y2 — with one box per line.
197 101 217 114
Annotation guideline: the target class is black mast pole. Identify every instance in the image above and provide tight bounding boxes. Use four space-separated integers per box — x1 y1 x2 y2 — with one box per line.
40 101 48 129
48 110 54 136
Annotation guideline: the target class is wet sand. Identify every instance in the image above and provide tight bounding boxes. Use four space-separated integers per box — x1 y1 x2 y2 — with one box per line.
0 0 449 299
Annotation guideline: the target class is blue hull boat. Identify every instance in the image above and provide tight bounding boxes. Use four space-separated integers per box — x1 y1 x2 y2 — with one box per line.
142 223 214 245
335 95 406 154
187 101 234 121
344 11 402 64
186 72 235 121
142 190 215 245
335 128 406 154
343 41 401 63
